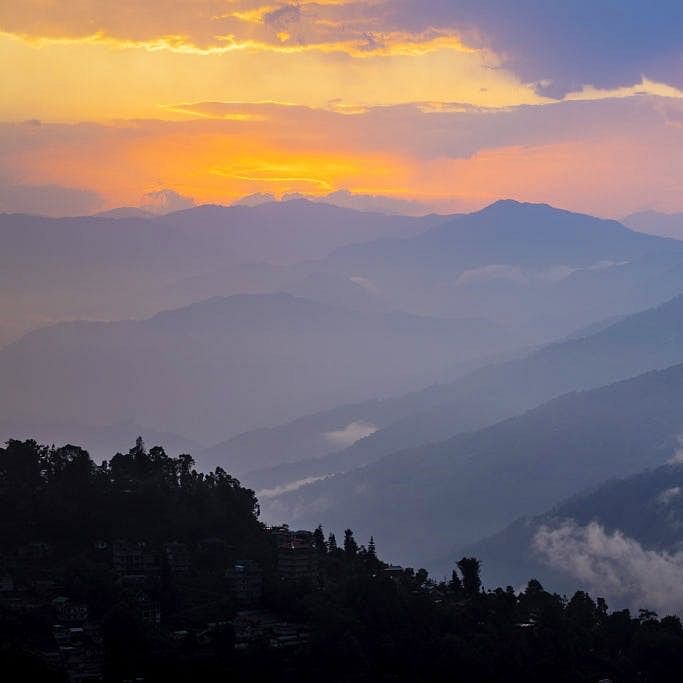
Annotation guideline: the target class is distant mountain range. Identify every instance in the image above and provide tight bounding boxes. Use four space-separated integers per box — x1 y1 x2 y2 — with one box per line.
318 200 683 340
93 207 153 219
211 294 683 489
0 292 506 445
622 210 683 240
266 360 683 569
0 199 441 346
5 199 683 351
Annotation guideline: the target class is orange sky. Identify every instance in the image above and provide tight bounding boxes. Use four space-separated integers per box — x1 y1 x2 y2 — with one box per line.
1 1 682 217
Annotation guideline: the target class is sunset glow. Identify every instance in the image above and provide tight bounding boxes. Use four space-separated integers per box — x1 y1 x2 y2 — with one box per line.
1 1 682 216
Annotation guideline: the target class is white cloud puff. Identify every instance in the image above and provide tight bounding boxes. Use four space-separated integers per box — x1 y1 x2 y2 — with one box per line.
534 520 683 615
324 420 378 448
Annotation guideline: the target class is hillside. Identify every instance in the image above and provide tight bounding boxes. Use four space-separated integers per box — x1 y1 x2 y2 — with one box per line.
4 439 683 682
207 294 683 487
465 462 683 598
622 210 683 240
320 200 683 339
0 293 506 445
266 362 683 567
0 200 439 346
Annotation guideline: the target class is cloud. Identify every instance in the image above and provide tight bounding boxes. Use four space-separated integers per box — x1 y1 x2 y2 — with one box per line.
233 192 277 207
178 95 683 162
263 4 302 30
658 487 682 505
324 420 378 448
257 475 327 500
389 1 683 97
276 188 434 215
2 95 683 217
320 189 434 216
0 2 477 59
140 188 195 214
456 265 529 287
533 521 683 615
0 180 103 216
661 101 683 128
2 2 681 103
348 276 379 295
668 436 683 464
455 261 627 287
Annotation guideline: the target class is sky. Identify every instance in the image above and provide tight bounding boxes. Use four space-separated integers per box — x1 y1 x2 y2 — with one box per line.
1 1 682 217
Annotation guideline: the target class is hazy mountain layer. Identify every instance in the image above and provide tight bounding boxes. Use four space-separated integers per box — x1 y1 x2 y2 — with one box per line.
622 210 683 240
464 462 683 601
0 293 506 445
319 200 683 340
266 362 683 568
212 294 683 488
0 200 440 346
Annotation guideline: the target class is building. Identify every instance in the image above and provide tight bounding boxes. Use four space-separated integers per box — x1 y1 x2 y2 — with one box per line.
384 565 405 580
164 541 190 575
267 525 293 547
112 540 158 579
53 624 103 682
226 560 263 605
17 541 52 562
53 597 89 624
134 591 161 625
0 574 14 593
233 610 310 651
274 529 319 583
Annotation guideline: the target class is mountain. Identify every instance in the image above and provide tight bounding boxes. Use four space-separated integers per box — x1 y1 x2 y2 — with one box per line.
464 462 683 599
0 292 508 445
622 210 683 240
93 207 153 219
265 361 683 569
5 199 682 350
0 200 441 346
319 200 683 340
207 294 683 489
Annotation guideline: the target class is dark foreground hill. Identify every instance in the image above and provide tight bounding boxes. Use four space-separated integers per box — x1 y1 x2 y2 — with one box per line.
2 438 683 682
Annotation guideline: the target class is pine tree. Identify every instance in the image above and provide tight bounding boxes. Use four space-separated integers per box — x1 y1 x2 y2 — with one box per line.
327 532 337 552
368 536 376 559
449 569 463 593
313 525 326 553
457 557 481 596
344 529 358 556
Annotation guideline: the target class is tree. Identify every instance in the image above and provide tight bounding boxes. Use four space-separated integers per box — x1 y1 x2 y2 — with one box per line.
313 525 326 553
367 536 376 559
456 557 481 596
327 533 338 552
343 529 358 556
449 570 462 593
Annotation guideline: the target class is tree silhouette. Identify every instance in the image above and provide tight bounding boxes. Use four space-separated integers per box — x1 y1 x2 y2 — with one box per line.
456 557 481 596
313 525 326 553
343 529 358 556
367 536 376 559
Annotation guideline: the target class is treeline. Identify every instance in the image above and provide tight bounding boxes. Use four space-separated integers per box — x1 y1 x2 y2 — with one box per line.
0 438 265 555
1 439 683 681
267 534 683 683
